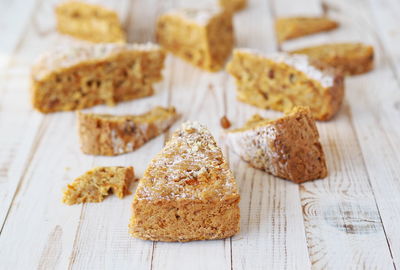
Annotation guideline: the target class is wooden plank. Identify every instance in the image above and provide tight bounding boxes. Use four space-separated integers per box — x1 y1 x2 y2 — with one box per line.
0 0 39 70
0 0 151 269
150 69 232 270
276 0 399 268
0 74 44 227
61 0 172 269
368 0 400 82
0 0 45 227
149 1 231 269
334 0 400 266
228 0 311 269
1 0 400 268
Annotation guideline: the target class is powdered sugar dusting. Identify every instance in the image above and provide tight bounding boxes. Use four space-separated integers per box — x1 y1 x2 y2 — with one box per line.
236 48 334 87
166 7 222 26
226 123 282 175
135 121 239 201
32 42 161 80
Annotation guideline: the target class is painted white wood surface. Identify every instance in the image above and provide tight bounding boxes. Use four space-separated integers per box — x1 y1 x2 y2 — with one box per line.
0 0 399 269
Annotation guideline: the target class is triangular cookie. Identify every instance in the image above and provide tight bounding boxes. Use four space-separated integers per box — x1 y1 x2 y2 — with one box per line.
225 107 327 183
156 7 234 71
226 49 344 121
77 106 179 156
55 1 126 43
130 121 240 242
290 43 374 75
62 166 134 205
275 16 338 42
31 43 165 113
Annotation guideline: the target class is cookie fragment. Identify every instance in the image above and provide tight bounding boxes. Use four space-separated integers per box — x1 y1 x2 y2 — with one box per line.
62 166 135 205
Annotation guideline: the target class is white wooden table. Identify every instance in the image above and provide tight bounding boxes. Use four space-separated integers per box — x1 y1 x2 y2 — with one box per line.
1 0 400 269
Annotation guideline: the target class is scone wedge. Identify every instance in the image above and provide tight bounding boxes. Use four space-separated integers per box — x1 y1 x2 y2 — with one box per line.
77 106 179 156
290 43 374 75
156 7 234 72
55 1 126 43
31 43 165 113
130 122 240 242
225 107 327 183
276 16 338 42
219 0 247 12
226 49 344 121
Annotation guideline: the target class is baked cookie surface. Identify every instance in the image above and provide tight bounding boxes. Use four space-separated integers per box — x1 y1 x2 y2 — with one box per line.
156 7 234 71
226 49 344 121
291 43 374 75
62 166 134 205
77 106 179 156
130 121 240 242
276 16 338 42
31 43 165 113
55 1 126 43
226 107 327 183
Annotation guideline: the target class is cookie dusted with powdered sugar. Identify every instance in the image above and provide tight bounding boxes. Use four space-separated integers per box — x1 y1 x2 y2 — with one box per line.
130 121 240 242
77 106 179 156
31 43 165 113
225 107 327 183
226 49 344 121
290 43 374 76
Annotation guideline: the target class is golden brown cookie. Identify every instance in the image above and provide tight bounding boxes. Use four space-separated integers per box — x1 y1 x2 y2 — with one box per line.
31 43 165 113
130 122 240 242
55 1 126 43
156 7 234 72
226 49 344 121
62 166 134 205
226 107 327 183
77 106 179 156
219 0 247 12
290 43 374 75
276 16 338 42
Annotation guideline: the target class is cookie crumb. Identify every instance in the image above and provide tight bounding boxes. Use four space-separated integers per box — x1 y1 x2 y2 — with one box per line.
220 115 231 129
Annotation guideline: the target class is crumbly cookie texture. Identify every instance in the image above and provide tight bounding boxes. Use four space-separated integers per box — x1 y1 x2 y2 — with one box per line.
275 16 339 43
219 0 247 11
156 7 234 72
226 107 327 183
290 43 374 76
31 43 165 113
77 106 179 156
130 121 240 242
62 166 135 205
226 49 344 121
55 1 126 43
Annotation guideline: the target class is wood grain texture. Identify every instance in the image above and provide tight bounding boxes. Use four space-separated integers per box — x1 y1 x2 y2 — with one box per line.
229 0 311 269
0 0 400 269
276 0 399 268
